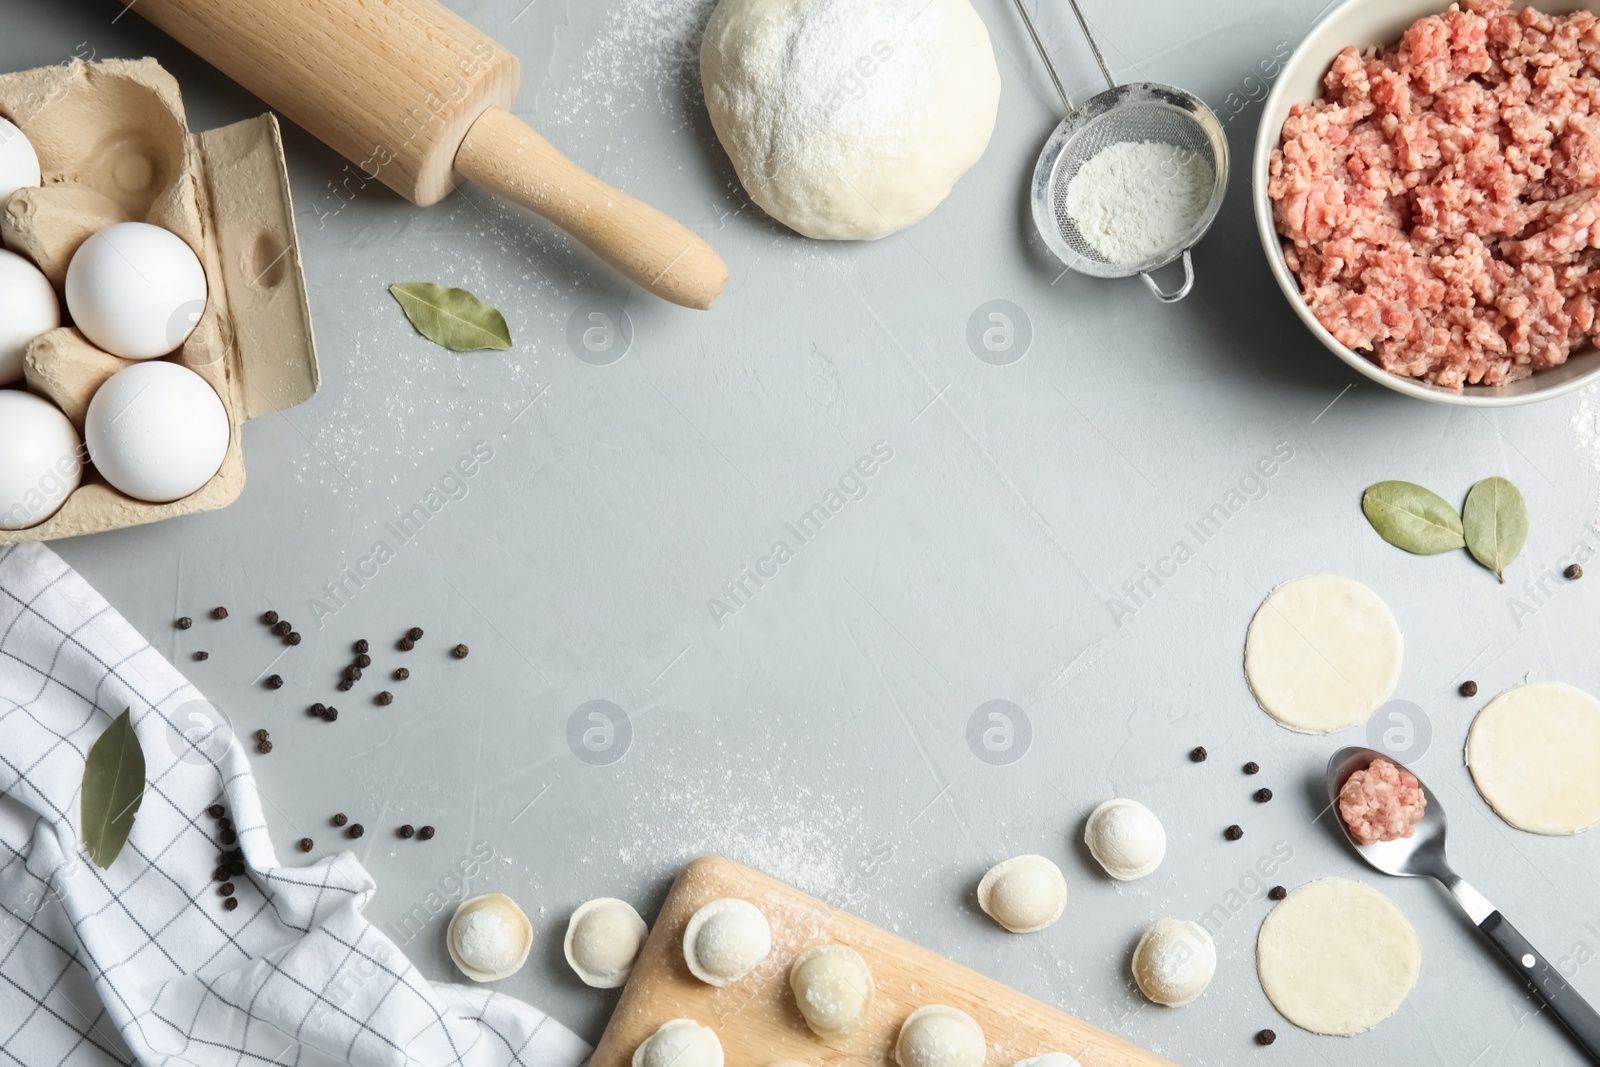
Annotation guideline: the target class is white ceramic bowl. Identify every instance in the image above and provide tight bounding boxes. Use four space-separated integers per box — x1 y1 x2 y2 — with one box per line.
1253 0 1600 406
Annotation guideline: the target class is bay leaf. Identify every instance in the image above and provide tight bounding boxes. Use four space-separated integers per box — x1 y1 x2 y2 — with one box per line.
1463 476 1528 583
81 708 145 870
1361 481 1465 554
388 283 512 351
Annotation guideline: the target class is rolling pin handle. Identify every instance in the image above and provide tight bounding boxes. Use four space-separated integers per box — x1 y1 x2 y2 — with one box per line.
454 107 729 310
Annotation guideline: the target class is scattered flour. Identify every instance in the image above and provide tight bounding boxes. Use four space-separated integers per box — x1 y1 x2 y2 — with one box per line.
1064 140 1214 265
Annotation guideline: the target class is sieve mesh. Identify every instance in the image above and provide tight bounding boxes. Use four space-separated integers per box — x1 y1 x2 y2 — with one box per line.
1050 103 1218 267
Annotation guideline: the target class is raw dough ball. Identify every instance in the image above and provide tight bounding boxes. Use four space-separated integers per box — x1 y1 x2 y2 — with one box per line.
1467 682 1600 835
1084 799 1166 881
446 893 533 982
976 855 1067 933
700 0 1000 240
683 898 771 986
1131 919 1215 1006
633 1020 723 1067
0 117 41 203
564 897 649 988
894 1005 985 1067
1256 878 1419 1036
0 248 60 385
0 391 81 530
1244 574 1402 733
790 944 875 1036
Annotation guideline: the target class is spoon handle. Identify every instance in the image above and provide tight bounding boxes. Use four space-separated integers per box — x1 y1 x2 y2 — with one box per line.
1480 910 1600 1061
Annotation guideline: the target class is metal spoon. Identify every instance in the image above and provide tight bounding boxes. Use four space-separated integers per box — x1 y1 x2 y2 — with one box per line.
1327 747 1600 1060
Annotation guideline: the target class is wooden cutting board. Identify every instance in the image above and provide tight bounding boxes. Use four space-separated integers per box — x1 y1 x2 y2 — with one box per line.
589 856 1177 1067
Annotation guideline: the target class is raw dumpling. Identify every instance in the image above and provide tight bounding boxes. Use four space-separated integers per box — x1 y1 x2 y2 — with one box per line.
633 1020 723 1067
1084 799 1166 881
976 855 1067 933
790 943 875 1036
564 897 649 988
683 897 771 986
895 1005 985 1067
446 894 533 982
1131 918 1215 1006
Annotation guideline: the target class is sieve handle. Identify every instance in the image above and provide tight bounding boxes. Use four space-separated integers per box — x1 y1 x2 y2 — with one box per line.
1141 249 1195 303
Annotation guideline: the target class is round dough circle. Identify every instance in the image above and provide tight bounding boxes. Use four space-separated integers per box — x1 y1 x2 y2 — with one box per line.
790 944 875 1036
895 1005 985 1067
633 1020 723 1067
1467 682 1600 835
1244 574 1402 733
1130 919 1215 1007
564 897 649 988
446 894 533 983
1256 878 1419 1036
976 855 1067 933
1084 799 1166 881
699 0 1001 241
683 898 772 986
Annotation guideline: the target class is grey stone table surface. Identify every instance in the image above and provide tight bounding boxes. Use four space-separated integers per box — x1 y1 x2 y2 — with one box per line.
10 0 1600 1064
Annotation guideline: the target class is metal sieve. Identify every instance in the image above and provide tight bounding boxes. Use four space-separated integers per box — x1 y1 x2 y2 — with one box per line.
1012 0 1230 302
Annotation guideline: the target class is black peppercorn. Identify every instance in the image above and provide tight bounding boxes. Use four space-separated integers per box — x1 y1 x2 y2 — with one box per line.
337 678 353 691
452 644 469 659
397 636 415 651
286 631 302 646
343 665 362 681
228 859 245 876
265 674 283 690
1566 563 1584 580
354 639 369 654
309 702 326 717
207 804 225 819
407 627 423 640
376 691 393 706
1243 761 1260 775
218 882 235 897
212 606 229 620
223 897 238 912
214 865 230 882
398 824 415 838
298 837 313 852
347 823 364 839
176 616 193 629
417 825 435 841
1254 788 1273 803
1268 885 1287 901
1460 680 1479 697
218 817 233 830
272 620 292 637
1224 824 1243 841
323 706 338 722
193 651 209 661
355 653 371 668
1255 1029 1276 1046
221 828 237 844
254 729 268 742
1189 746 1208 763
256 739 273 754
262 610 279 625
331 813 348 827
393 667 410 681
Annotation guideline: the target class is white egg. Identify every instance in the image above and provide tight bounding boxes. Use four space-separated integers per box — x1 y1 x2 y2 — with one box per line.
85 361 228 503
0 117 41 203
0 250 60 386
0 390 81 530
65 222 207 360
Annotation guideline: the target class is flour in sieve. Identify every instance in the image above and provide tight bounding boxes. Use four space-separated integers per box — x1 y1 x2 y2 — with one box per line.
1064 141 1214 265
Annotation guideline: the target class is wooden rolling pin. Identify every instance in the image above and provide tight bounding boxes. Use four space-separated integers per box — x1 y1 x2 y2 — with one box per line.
128 0 729 310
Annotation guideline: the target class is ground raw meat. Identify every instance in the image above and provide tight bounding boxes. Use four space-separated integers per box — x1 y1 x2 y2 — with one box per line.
1339 758 1428 844
1269 0 1600 389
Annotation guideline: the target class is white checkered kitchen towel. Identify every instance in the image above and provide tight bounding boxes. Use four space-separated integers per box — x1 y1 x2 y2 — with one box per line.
0 543 590 1067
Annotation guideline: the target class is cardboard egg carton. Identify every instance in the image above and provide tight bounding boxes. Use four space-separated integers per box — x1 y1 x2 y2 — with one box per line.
0 58 318 542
